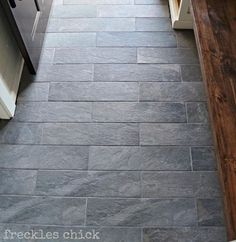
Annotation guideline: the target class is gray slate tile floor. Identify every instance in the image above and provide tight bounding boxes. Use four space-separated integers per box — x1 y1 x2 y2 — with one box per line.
0 0 226 241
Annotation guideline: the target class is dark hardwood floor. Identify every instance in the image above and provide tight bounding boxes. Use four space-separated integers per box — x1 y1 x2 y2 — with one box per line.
191 0 236 240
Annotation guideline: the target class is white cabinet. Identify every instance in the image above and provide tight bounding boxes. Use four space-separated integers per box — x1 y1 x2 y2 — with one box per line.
169 0 193 29
0 7 24 119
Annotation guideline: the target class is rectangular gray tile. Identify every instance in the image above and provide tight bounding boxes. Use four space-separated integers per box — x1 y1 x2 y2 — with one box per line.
92 102 186 122
87 198 197 226
20 64 49 83
18 83 49 101
0 145 89 169
0 196 86 225
97 5 169 17
176 30 196 48
36 64 93 82
51 5 97 17
41 123 139 145
0 226 141 242
181 64 202 82
143 227 227 242
64 0 132 4
187 102 209 123
191 147 217 171
44 33 96 47
53 0 63 4
89 146 191 171
54 48 137 64
94 64 181 82
0 170 37 195
49 82 138 101
38 227 140 242
140 123 213 146
138 48 199 64
35 171 141 197
47 18 135 32
15 102 92 122
142 171 221 198
135 18 172 31
38 48 55 64
96 227 141 242
0 122 42 145
0 224 31 242
140 82 207 102
135 0 167 4
197 199 225 226
97 32 176 47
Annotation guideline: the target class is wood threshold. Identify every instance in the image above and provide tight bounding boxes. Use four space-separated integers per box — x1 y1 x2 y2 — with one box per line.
190 0 236 240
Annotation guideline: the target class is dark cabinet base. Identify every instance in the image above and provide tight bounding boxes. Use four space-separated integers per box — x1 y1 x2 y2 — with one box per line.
0 0 53 74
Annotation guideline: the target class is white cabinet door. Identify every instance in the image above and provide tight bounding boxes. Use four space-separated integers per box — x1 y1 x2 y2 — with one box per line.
169 0 193 29
0 6 24 119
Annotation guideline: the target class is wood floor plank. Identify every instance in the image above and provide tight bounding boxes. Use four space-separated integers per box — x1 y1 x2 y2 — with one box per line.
191 0 236 240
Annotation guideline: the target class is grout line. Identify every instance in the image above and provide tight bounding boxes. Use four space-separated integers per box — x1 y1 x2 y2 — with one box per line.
91 63 95 81
194 198 199 226
0 194 220 199
0 168 214 172
0 167 217 173
140 170 143 198
185 102 189 123
141 227 143 242
2 222 224 229
84 198 88 226
0 143 215 147
189 147 194 171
